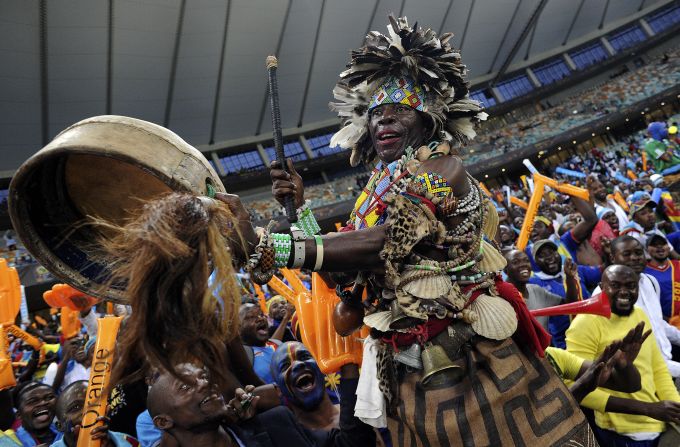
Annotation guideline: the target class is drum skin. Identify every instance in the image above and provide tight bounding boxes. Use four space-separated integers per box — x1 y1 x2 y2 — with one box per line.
8 115 225 303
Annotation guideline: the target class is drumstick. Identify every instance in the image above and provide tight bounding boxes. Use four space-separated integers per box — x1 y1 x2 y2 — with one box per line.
266 55 297 223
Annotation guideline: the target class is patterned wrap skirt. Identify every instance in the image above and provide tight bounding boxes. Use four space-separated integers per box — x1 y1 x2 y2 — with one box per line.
387 337 598 447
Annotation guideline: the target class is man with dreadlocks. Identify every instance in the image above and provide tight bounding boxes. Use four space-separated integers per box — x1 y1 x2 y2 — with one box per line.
258 16 599 446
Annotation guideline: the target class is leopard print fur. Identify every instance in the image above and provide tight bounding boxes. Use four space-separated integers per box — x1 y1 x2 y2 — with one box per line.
380 194 444 288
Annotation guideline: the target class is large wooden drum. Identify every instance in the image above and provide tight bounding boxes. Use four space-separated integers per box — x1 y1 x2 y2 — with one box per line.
8 115 225 303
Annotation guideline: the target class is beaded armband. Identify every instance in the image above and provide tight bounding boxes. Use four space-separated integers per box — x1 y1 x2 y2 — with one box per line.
405 171 457 219
296 201 321 236
272 233 292 268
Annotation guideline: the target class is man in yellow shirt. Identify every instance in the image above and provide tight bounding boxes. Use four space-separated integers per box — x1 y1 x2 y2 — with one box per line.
546 322 647 403
567 265 680 446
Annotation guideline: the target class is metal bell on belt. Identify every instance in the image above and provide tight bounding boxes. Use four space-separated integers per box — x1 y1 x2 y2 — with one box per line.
421 342 464 387
394 342 423 369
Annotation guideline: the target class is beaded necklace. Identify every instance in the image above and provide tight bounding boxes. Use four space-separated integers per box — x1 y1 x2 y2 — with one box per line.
351 145 423 229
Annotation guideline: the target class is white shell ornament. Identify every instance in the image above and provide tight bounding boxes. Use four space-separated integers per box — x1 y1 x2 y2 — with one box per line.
363 311 393 331
483 201 499 240
432 141 451 157
415 145 432 161
477 239 507 273
469 294 517 340
405 159 421 175
400 268 451 299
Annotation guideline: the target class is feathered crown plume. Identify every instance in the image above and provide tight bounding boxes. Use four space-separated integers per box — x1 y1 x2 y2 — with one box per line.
330 15 488 166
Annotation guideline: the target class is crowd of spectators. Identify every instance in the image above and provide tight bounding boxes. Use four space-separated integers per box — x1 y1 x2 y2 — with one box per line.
240 49 679 222
466 47 680 163
2 35 680 447
4 114 680 443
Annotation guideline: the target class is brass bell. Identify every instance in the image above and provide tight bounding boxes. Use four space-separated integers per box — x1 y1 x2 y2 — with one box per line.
421 343 464 388
394 343 423 369
389 300 422 330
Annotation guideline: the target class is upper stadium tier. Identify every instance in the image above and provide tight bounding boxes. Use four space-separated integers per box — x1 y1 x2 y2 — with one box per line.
0 0 678 178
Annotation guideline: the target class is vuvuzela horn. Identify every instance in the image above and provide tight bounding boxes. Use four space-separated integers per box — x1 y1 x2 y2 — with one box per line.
530 292 610 319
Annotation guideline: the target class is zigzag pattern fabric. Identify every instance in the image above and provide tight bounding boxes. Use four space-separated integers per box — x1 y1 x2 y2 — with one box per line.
388 337 598 447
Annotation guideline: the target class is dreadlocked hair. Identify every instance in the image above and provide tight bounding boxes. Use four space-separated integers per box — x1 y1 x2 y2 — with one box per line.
100 192 244 389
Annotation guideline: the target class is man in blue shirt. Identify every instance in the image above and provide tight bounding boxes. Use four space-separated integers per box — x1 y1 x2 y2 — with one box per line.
529 240 602 348
644 234 680 320
664 230 680 255
528 216 572 262
239 303 280 384
0 382 60 447
557 196 599 265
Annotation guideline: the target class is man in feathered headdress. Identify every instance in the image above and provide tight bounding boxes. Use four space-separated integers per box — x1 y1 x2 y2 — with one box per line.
265 16 598 446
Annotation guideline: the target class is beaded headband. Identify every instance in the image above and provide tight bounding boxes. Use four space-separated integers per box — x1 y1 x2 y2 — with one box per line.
369 76 426 112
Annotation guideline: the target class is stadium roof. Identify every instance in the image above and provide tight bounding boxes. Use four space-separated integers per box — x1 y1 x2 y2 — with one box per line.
0 0 673 172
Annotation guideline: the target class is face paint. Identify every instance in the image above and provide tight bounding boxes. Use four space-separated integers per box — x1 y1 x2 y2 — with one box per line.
270 342 325 410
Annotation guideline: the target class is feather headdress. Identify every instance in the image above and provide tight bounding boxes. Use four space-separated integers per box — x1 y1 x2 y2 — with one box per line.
330 15 488 167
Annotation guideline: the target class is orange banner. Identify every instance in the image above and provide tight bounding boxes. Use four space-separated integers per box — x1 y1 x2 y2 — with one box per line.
0 259 21 325
612 191 630 212
479 182 492 197
5 325 43 351
267 276 296 304
279 269 307 295
0 325 16 391
533 173 590 201
516 178 546 251
253 284 267 313
61 307 82 339
77 316 123 447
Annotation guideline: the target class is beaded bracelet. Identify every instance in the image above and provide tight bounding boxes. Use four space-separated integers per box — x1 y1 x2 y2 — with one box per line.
272 233 292 268
297 202 321 236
